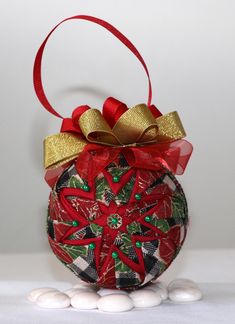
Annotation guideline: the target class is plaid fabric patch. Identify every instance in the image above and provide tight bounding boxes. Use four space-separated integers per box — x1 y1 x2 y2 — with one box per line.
115 258 141 288
142 240 159 256
68 247 98 283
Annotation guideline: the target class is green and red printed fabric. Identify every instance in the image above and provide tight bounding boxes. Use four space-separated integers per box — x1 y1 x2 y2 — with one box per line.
47 153 188 289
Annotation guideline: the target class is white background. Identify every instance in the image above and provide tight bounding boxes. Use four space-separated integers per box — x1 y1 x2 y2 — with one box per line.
0 0 234 255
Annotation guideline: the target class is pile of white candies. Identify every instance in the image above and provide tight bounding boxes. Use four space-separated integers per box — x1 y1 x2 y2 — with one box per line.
27 279 202 312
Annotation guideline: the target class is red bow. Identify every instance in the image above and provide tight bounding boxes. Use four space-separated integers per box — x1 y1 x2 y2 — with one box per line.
76 140 192 182
45 97 192 187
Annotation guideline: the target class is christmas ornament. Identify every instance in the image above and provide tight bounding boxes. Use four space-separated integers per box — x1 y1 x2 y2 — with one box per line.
33 15 193 289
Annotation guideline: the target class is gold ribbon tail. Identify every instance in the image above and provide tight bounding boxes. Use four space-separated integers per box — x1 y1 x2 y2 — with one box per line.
44 133 87 169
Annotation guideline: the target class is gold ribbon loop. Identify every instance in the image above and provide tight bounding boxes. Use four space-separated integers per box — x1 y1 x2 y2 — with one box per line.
112 104 159 144
156 111 186 142
79 109 120 145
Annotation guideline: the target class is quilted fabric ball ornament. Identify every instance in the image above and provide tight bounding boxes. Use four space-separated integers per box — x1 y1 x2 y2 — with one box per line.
33 15 193 289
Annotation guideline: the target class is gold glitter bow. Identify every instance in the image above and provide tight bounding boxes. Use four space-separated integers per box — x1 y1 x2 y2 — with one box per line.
44 104 186 169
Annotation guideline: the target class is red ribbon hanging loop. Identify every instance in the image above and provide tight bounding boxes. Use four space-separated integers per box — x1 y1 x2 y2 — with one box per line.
33 15 155 119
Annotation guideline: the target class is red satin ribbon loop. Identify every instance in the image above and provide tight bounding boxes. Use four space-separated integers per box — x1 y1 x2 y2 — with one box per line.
148 104 162 118
72 105 90 125
103 97 128 128
60 118 81 133
60 105 90 133
33 15 154 119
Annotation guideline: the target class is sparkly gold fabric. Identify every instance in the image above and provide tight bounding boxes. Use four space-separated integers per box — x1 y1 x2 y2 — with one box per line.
44 104 186 169
112 104 159 144
44 133 87 169
156 111 186 142
79 109 119 145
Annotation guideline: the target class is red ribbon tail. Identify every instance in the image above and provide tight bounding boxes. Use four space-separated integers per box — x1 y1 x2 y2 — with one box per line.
124 140 193 175
166 139 193 175
76 144 121 182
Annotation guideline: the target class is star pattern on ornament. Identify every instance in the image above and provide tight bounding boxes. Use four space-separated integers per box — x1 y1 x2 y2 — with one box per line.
56 167 178 287
47 156 188 288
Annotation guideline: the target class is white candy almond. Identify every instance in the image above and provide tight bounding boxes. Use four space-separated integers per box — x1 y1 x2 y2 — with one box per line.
97 294 133 312
129 289 162 308
36 291 70 309
71 292 100 309
27 287 59 303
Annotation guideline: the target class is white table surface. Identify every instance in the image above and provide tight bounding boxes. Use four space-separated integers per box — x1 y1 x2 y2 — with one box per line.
0 281 235 324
